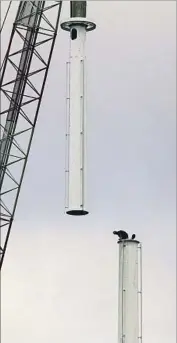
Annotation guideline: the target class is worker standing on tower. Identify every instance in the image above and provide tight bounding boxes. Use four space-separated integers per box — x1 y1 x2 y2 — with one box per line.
61 1 96 216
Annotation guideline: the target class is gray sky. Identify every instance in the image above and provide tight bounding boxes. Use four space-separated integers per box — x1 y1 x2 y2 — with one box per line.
1 1 176 343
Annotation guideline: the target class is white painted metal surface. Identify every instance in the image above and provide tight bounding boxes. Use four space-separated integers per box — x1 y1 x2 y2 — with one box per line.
61 17 95 215
118 240 142 343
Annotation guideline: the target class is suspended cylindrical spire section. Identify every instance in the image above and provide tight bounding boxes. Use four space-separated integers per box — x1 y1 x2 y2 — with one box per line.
61 2 96 216
117 237 142 343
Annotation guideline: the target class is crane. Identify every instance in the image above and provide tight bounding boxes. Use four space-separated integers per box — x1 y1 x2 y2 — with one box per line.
0 1 63 269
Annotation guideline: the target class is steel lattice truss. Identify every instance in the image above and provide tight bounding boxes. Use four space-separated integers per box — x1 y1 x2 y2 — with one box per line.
0 1 62 269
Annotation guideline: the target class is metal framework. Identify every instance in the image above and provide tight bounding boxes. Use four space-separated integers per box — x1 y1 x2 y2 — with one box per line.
0 1 62 269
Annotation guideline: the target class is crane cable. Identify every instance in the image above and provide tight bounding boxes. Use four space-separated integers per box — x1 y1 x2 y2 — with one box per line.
0 1 12 34
0 1 12 75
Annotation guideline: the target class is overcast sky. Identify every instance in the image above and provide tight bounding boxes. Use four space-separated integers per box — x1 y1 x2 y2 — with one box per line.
1 1 176 343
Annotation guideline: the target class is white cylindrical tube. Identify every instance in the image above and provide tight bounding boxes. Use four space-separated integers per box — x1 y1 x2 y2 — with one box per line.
118 239 142 343
61 17 96 215
67 24 86 215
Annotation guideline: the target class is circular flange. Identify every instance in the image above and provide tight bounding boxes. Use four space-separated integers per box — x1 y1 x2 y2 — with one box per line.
61 17 96 32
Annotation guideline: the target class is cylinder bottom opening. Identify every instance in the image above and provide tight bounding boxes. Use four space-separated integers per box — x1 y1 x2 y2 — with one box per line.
66 210 89 216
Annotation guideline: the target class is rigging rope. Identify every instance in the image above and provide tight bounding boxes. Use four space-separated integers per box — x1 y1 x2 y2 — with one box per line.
0 1 12 34
0 1 13 76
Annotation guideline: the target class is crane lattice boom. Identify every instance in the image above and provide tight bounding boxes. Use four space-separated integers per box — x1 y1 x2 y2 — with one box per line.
0 1 62 269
